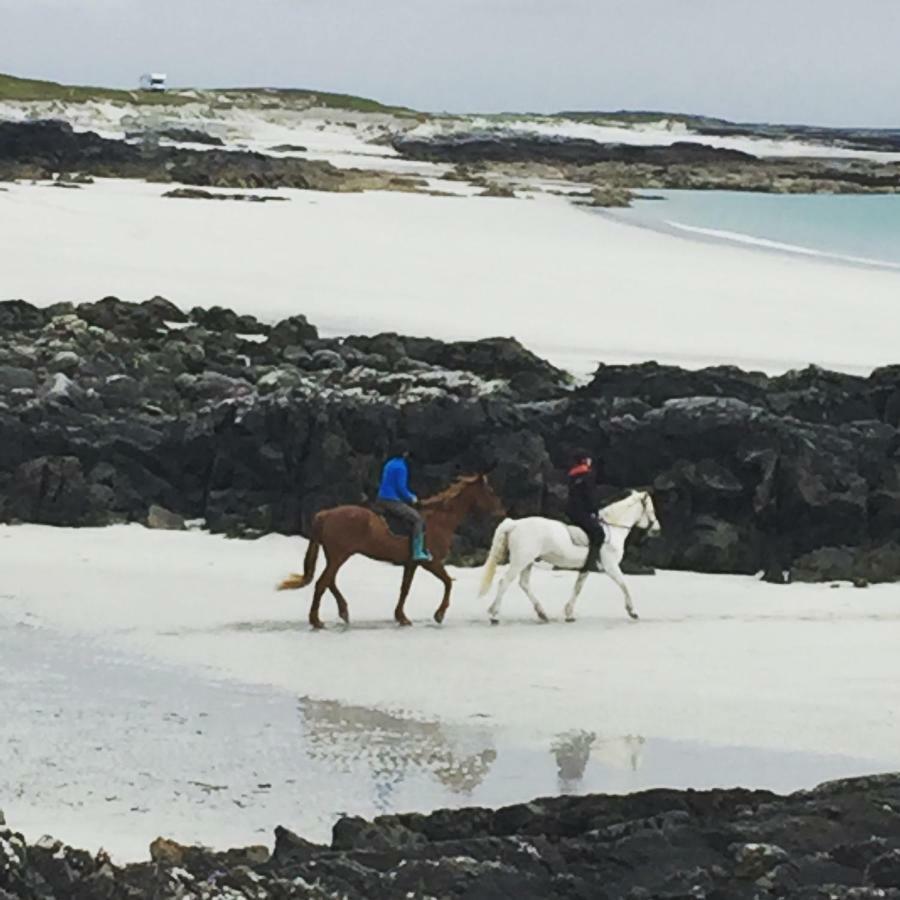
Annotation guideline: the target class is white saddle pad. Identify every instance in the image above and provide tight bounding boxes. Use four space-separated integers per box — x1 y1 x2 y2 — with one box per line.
566 525 590 547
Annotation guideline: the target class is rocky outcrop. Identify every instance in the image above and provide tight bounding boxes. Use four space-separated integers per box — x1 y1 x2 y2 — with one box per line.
163 187 289 202
5 774 900 898
394 132 756 165
391 130 900 195
2 298 900 579
0 120 427 193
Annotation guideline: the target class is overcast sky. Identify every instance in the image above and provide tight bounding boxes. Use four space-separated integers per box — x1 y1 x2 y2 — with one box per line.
1 0 898 126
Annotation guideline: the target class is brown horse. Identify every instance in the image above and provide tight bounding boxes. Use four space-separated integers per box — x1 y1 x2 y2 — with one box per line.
277 474 505 629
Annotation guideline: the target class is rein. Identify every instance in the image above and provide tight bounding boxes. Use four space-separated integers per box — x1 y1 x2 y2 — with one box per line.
600 492 651 530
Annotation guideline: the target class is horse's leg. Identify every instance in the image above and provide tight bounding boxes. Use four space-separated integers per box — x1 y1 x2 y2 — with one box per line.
423 561 453 624
488 561 524 624
329 575 351 625
310 554 347 629
518 564 549 623
605 558 638 620
564 571 590 623
310 568 331 630
394 563 417 627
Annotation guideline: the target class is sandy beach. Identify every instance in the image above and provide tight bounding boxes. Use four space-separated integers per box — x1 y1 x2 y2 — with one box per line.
3 524 900 859
2 177 900 376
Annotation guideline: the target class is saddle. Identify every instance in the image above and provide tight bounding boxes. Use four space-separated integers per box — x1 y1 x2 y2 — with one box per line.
371 502 416 538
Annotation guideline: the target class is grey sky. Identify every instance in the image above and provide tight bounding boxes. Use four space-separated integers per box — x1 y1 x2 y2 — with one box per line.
1 0 898 126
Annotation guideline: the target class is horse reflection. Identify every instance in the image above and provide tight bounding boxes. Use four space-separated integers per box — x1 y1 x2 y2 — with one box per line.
298 697 496 806
552 731 645 792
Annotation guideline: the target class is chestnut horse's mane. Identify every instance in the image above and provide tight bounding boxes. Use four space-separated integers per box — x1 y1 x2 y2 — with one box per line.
420 474 482 510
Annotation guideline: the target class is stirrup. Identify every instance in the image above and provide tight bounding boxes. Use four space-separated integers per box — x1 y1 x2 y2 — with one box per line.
412 534 432 562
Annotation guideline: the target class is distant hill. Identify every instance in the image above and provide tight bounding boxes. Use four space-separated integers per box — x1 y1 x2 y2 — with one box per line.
0 72 418 116
555 108 900 151
0 72 189 105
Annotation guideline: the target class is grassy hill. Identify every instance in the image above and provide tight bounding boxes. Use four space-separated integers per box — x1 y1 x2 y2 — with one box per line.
0 72 418 116
0 72 192 105
215 86 418 116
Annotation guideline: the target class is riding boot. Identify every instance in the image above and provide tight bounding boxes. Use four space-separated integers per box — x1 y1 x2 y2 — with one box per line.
580 539 602 574
412 532 433 562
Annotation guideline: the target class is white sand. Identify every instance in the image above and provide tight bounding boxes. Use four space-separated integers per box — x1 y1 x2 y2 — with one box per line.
7 98 899 163
2 178 900 376
3 524 900 858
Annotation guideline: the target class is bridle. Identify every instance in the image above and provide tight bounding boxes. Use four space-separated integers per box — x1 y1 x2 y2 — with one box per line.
600 491 654 531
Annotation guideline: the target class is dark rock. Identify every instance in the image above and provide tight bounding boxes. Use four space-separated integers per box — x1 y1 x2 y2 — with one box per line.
8 456 103 526
394 131 757 165
5 774 900 897
792 543 900 584
0 366 37 390
155 127 225 146
47 351 81 374
270 825 327 867
76 295 163 338
310 348 346 371
867 849 900 888
146 504 186 530
1 294 900 578
266 314 319 346
143 295 187 323
163 187 289 202
479 183 517 198
0 299 46 332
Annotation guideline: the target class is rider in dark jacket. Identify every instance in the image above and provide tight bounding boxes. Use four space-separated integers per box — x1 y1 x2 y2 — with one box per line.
566 452 605 573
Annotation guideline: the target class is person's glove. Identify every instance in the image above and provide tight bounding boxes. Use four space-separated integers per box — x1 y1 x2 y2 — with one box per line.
411 494 419 505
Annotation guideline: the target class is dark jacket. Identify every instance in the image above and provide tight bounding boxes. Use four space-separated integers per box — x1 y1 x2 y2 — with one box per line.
567 463 599 524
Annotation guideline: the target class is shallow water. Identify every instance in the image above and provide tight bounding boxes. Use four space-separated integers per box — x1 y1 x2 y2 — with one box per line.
2 616 893 860
616 190 900 269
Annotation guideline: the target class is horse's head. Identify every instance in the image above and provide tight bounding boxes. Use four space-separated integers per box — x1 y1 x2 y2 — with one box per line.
637 490 661 535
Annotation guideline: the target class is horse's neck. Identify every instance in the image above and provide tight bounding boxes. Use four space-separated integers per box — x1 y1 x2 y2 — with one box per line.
425 492 475 534
602 492 640 528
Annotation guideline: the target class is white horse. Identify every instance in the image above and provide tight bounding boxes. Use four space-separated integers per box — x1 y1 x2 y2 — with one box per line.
479 490 661 624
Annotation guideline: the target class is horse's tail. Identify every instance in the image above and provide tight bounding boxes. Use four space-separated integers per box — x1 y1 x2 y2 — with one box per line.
276 514 323 591
479 518 514 597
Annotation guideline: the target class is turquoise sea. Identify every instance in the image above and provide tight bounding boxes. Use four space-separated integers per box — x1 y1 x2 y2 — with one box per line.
616 190 900 270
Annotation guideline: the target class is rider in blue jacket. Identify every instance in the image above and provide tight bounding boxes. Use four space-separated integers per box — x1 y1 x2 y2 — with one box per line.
377 442 432 562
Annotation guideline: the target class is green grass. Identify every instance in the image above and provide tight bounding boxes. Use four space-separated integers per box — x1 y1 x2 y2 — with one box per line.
0 72 422 116
0 72 192 105
213 86 420 117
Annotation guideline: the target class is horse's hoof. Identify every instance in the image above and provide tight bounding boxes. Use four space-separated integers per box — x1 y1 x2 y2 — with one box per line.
310 621 325 631
537 613 549 624
397 618 413 627
565 616 576 623
628 612 640 621
338 614 350 625
489 618 499 626
434 610 446 625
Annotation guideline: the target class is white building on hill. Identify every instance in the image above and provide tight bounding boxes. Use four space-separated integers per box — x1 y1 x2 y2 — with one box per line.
139 73 167 92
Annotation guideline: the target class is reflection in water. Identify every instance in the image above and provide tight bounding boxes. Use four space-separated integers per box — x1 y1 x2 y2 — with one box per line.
552 731 646 792
298 697 496 812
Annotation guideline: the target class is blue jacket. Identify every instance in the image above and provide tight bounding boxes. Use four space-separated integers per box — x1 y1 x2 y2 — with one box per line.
378 457 416 503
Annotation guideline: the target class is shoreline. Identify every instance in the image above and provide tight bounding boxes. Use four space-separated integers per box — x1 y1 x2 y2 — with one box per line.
597 192 900 276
